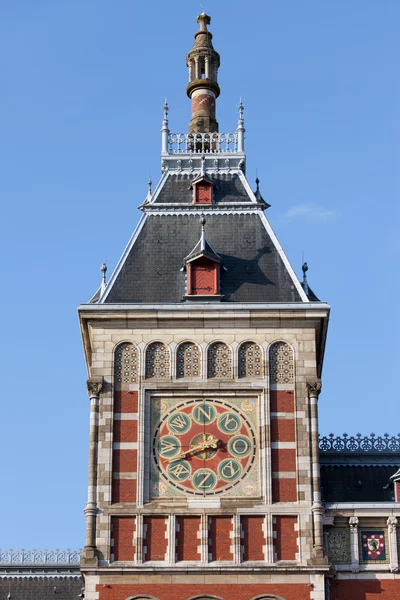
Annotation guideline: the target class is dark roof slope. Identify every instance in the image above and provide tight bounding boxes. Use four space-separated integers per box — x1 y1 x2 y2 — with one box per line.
0 576 83 600
321 465 398 503
152 173 253 205
105 213 302 304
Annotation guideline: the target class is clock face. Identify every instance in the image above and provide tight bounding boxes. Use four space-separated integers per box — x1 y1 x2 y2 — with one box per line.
151 397 258 497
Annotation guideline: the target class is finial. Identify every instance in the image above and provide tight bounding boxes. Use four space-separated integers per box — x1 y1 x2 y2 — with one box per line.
255 176 260 192
302 261 309 295
200 214 206 250
200 155 206 176
148 178 152 194
100 262 107 297
238 98 244 121
197 12 211 31
163 99 169 122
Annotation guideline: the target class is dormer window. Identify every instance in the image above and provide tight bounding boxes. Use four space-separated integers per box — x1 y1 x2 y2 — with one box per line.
194 180 212 204
192 173 214 205
188 257 218 295
183 215 224 301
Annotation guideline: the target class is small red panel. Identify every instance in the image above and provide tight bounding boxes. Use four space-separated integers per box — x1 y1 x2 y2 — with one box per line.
112 449 137 474
208 516 233 561
270 390 294 413
271 448 297 473
176 516 201 561
113 419 138 443
194 182 212 204
271 418 296 442
273 515 298 561
143 516 168 561
241 516 265 561
111 516 135 562
272 477 297 502
114 390 138 414
112 478 136 503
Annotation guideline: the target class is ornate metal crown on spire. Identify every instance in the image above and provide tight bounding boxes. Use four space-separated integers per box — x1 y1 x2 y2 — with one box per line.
160 14 245 175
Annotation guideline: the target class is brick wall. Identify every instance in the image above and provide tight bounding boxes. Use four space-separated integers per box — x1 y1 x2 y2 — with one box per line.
331 579 400 599
97 582 312 600
208 516 233 561
143 516 168 561
273 515 298 561
111 516 135 562
241 515 265 561
270 389 297 502
112 390 138 503
176 516 201 561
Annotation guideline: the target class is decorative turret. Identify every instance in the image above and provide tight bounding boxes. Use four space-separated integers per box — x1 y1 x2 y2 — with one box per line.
186 13 220 134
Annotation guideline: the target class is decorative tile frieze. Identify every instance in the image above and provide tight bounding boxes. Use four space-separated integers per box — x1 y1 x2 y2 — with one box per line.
177 342 201 378
145 342 170 379
115 343 138 388
238 342 262 378
269 342 294 384
327 528 350 564
207 342 232 379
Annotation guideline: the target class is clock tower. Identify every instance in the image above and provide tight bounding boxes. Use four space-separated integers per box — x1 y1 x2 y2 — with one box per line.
79 13 330 600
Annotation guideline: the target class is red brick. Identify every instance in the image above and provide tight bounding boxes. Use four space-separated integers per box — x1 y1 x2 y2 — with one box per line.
97 583 312 600
331 579 400 599
112 449 137 473
270 389 294 413
143 516 168 561
176 516 201 561
271 448 297 472
271 418 296 442
395 480 400 502
113 419 138 443
112 478 136 503
272 477 297 502
241 516 265 561
273 515 297 561
208 516 233 561
114 390 138 414
111 516 135 562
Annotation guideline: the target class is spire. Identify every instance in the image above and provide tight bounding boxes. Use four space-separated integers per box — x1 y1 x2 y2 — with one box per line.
237 98 245 152
186 13 220 134
161 99 169 153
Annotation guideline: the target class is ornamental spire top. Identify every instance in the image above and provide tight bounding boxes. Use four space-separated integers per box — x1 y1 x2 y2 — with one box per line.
186 13 220 134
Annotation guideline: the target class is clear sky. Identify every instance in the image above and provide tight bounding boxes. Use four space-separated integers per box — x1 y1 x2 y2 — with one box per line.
0 0 398 550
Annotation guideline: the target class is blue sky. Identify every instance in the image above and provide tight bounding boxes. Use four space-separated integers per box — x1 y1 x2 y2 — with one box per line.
0 1 398 549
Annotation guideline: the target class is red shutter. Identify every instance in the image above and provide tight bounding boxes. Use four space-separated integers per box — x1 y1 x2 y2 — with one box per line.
191 259 217 294
194 182 212 204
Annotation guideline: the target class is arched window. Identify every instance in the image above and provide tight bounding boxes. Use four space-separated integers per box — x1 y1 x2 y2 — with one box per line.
145 342 170 379
114 343 139 388
269 342 294 384
207 342 232 379
177 342 201 378
238 342 262 378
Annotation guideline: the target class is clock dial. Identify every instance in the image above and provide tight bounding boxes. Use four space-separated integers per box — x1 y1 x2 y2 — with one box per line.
151 398 257 497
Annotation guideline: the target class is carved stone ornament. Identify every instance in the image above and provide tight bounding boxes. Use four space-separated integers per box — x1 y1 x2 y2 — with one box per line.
86 377 103 398
349 516 359 533
387 517 398 533
306 379 322 398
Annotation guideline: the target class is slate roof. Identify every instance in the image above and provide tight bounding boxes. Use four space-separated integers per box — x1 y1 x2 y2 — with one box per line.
103 212 303 304
150 172 258 206
0 576 83 600
321 465 398 503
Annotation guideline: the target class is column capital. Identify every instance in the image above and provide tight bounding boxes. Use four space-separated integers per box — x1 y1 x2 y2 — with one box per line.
388 516 398 532
306 379 322 398
349 516 359 532
86 376 103 398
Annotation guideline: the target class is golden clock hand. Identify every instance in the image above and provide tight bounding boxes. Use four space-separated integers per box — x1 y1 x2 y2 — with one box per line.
166 435 219 462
